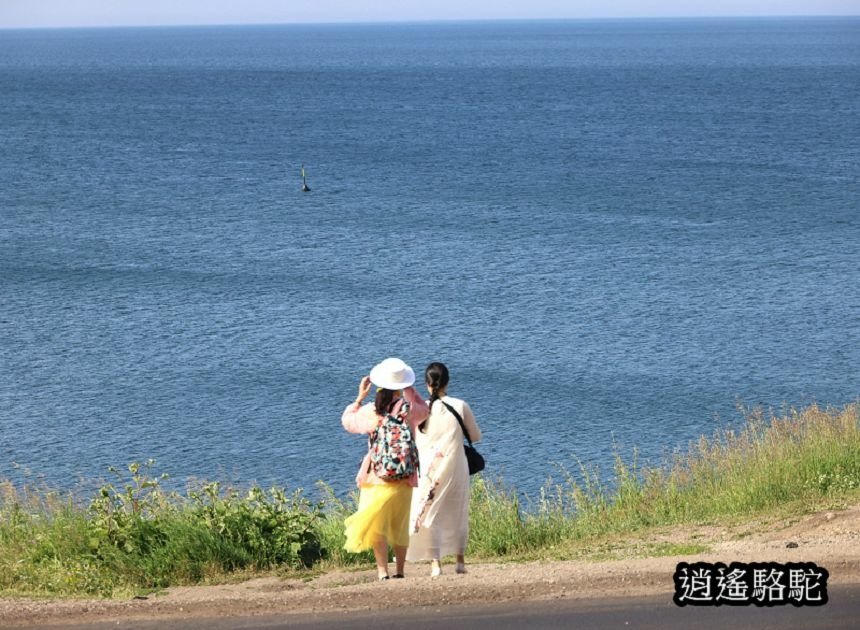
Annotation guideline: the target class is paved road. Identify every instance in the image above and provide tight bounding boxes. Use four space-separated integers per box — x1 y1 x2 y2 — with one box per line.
17 584 860 630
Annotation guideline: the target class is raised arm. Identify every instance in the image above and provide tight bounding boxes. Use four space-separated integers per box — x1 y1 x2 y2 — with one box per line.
342 375 378 434
402 386 429 430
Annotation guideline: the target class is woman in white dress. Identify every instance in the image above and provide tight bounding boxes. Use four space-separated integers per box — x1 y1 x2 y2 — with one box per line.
407 362 482 576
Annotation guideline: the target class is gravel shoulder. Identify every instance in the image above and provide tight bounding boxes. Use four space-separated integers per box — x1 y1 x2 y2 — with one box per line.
2 503 859 628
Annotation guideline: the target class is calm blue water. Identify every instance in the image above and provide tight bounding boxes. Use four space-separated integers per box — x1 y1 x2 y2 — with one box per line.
1 19 859 498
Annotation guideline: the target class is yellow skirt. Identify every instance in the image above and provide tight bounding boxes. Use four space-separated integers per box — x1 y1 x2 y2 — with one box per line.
343 482 412 552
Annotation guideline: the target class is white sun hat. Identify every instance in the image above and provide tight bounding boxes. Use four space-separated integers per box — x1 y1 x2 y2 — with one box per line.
369 357 416 391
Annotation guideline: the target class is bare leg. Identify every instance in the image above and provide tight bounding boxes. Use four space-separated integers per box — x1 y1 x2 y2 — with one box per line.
372 539 389 580
394 545 407 576
430 548 442 577
456 550 466 574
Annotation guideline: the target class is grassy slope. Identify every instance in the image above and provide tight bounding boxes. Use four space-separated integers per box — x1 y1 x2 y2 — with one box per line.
1 403 858 598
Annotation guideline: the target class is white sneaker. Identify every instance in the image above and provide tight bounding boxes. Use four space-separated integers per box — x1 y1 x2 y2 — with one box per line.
430 561 442 578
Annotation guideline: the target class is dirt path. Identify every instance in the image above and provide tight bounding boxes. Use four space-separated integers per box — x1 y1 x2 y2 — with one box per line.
3 504 859 628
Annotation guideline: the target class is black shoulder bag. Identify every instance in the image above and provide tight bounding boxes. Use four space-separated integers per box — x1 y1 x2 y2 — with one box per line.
441 401 485 475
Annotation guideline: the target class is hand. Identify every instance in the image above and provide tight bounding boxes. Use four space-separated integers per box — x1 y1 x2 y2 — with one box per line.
356 376 373 402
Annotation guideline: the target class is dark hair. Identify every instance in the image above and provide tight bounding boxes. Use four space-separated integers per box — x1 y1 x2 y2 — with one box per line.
374 388 397 416
424 362 450 417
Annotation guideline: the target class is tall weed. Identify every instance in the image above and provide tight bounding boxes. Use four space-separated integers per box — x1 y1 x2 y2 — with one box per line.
1 403 858 596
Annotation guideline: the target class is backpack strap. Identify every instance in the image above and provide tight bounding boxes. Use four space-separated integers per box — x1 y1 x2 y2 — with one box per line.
371 398 408 429
441 401 474 446
390 397 408 419
369 398 408 449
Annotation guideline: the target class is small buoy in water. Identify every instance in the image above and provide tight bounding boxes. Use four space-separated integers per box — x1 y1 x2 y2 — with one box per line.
301 165 311 192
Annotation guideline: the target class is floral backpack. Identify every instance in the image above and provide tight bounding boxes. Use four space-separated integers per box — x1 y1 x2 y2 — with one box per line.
368 401 418 481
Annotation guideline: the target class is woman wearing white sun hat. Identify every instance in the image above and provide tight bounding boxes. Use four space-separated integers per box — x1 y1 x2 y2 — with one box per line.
341 358 429 581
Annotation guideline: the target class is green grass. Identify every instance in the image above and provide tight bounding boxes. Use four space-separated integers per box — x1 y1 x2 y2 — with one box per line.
465 403 860 557
1 403 858 597
0 463 324 597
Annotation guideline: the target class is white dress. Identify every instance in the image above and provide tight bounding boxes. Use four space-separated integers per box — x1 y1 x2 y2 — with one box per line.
407 396 482 561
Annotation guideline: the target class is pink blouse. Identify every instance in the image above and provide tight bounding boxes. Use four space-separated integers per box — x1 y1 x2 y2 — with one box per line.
342 386 429 488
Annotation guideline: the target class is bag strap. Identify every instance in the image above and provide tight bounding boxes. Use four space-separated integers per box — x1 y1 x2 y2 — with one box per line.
390 398 408 420
375 398 408 427
369 398 408 443
441 401 474 446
